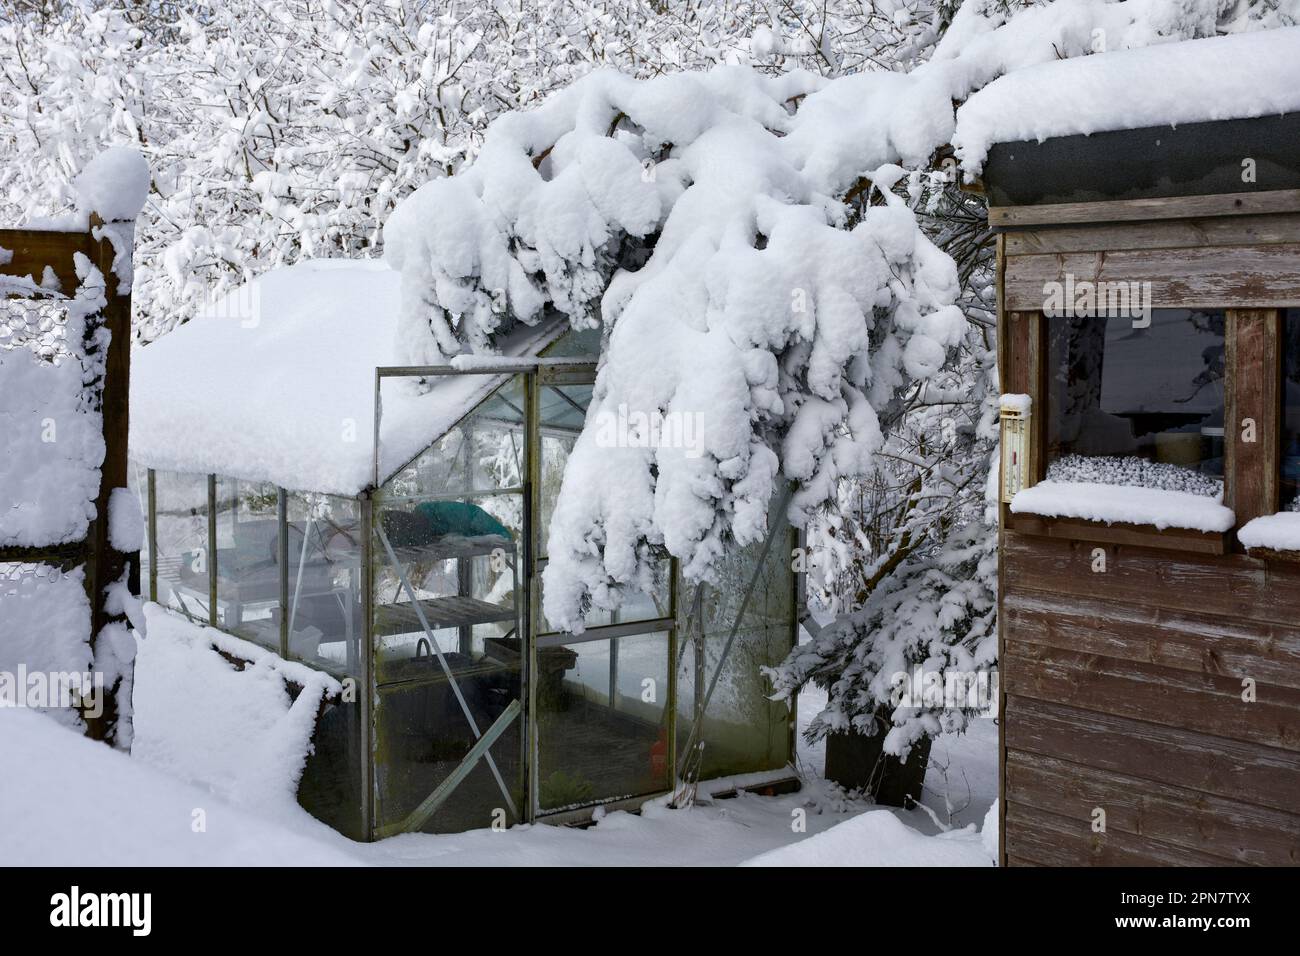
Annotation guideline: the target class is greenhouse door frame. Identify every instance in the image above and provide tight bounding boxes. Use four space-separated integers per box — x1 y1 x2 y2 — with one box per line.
524 364 687 822
371 359 605 835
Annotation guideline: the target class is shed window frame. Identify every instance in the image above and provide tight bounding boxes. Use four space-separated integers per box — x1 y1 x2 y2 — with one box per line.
1233 307 1300 560
1001 307 1280 555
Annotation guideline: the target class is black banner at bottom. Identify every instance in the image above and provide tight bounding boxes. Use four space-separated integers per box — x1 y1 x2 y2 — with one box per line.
0 866 1283 942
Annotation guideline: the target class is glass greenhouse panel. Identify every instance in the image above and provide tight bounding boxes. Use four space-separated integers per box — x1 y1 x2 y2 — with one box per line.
213 476 281 649
540 326 602 358
151 470 211 622
383 376 526 502
536 630 671 812
371 492 522 682
675 517 795 780
372 661 523 834
127 460 151 597
286 492 364 676
373 374 525 681
537 382 593 559
297 695 366 841
677 627 791 779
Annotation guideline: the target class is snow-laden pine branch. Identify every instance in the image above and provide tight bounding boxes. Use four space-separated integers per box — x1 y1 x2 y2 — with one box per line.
383 0 1288 630
385 65 965 629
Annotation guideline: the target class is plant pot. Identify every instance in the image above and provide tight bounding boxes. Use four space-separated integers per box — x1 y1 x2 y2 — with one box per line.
824 721 931 808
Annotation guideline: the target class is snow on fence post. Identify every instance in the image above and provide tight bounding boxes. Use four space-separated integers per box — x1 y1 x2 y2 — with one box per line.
0 148 148 745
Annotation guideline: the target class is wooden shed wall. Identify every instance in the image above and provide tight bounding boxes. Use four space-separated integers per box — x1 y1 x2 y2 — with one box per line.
996 196 1300 867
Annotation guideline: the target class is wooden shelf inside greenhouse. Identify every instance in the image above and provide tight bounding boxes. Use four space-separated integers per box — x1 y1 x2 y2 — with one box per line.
385 534 514 564
372 595 517 637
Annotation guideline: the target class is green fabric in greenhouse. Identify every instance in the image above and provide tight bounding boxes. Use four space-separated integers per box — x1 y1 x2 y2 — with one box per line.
414 501 511 540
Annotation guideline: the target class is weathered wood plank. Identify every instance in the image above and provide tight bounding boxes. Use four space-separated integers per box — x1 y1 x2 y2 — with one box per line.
1003 212 1300 256
996 310 1045 504
85 228 133 643
1004 243 1300 311
990 189 1300 229
1006 751 1300 866
994 282 1011 865
1003 641 1300 751
1001 310 1034 395
0 541 88 569
1225 309 1282 529
0 228 93 295
1003 589 1300 691
1003 531 1300 630
1005 696 1300 815
1005 800 1244 866
1027 313 1046 483
1005 513 1228 554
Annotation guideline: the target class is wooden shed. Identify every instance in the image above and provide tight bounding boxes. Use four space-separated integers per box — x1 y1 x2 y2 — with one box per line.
977 79 1300 863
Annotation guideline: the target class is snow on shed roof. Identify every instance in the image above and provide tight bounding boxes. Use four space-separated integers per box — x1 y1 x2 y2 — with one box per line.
130 258 563 496
953 27 1300 176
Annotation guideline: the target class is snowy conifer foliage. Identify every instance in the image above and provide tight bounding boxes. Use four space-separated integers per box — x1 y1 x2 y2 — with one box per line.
385 67 965 626
769 518 998 756
385 0 1293 630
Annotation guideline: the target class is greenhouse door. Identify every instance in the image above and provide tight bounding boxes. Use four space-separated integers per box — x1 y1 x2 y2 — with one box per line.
370 369 530 837
527 368 678 817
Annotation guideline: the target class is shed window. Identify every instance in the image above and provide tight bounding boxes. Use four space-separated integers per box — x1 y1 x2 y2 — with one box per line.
1046 310 1226 489
1283 309 1300 511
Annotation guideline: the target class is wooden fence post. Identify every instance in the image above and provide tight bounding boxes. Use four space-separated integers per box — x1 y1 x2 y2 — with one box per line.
0 217 136 744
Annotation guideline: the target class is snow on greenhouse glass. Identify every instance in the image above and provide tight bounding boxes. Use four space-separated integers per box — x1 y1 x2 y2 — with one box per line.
1046 310 1227 494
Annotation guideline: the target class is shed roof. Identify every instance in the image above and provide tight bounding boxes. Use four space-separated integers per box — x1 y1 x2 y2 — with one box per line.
129 258 565 496
953 27 1300 179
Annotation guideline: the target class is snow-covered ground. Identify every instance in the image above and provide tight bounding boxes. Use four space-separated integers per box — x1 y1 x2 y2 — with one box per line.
0 611 996 866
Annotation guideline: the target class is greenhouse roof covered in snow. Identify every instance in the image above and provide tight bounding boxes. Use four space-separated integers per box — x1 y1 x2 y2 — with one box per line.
129 259 567 495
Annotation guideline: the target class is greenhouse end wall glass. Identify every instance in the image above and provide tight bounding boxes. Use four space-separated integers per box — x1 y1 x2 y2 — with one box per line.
130 345 798 841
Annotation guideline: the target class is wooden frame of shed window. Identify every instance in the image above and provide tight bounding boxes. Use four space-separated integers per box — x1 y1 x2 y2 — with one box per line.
995 194 1300 556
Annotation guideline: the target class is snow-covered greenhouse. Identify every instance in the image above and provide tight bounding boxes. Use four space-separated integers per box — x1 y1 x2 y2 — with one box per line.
128 259 797 841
